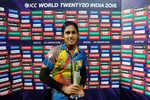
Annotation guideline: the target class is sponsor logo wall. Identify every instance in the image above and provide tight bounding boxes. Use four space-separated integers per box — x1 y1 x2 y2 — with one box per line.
1 4 150 96
121 6 150 96
0 6 121 95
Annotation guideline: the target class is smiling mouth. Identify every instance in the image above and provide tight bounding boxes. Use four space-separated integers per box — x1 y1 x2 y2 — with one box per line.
69 39 74 43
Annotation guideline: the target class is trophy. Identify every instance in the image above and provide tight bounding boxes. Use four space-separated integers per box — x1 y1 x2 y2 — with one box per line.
70 61 81 100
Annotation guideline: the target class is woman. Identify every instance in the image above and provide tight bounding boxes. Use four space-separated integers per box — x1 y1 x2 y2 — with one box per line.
40 21 88 100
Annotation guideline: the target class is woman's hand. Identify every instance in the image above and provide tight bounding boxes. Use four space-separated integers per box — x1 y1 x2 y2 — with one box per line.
62 84 84 96
78 89 85 97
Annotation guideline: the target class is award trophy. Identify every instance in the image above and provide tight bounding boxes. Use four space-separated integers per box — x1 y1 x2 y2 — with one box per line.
70 61 81 100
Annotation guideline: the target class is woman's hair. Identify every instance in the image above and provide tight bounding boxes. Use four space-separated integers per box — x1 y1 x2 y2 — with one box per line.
62 21 79 35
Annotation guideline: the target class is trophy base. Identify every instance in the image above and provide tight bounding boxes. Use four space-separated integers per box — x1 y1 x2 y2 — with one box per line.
70 94 81 100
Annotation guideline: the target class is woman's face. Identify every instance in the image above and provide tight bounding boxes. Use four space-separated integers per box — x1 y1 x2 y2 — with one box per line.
63 25 78 47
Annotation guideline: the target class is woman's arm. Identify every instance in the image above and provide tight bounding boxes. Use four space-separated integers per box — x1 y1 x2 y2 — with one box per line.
40 64 81 95
39 64 63 92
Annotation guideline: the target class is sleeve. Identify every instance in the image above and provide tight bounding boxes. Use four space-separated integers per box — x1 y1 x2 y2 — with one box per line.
80 53 88 86
43 56 54 69
43 47 57 69
39 67 64 92
40 47 65 93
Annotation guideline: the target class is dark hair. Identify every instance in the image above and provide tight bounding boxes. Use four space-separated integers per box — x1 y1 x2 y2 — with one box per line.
62 21 79 35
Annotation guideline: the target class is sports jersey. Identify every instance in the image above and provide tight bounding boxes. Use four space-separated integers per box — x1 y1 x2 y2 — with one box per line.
43 43 88 100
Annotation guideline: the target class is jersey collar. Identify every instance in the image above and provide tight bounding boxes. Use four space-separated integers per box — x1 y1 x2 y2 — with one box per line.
61 43 79 56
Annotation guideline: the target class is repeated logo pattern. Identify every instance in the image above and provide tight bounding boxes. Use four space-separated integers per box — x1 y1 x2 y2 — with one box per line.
1 5 150 96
